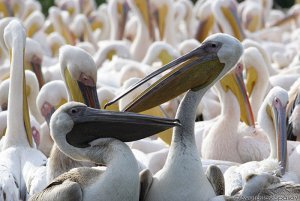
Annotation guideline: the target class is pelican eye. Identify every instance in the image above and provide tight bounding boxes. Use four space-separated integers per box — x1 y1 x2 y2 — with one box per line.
69 107 79 114
211 43 217 48
273 97 281 107
202 41 221 52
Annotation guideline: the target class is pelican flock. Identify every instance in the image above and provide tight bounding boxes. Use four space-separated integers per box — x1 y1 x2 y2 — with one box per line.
1 0 300 201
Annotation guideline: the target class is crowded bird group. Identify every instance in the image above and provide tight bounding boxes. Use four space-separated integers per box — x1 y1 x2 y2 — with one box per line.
1 0 300 200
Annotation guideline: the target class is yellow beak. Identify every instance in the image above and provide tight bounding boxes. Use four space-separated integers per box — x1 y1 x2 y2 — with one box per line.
221 5 245 41
245 66 257 97
134 0 154 40
220 64 255 127
64 68 100 109
195 15 215 42
105 41 226 112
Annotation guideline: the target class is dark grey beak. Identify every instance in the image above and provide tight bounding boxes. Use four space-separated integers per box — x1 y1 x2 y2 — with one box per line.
66 106 181 148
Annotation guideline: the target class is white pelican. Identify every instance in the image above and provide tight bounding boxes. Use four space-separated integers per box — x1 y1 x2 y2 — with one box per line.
46 32 66 58
199 62 255 162
47 45 100 182
223 87 296 196
88 9 110 41
173 0 194 40
243 46 270 120
212 0 245 41
36 80 68 156
238 0 263 32
287 78 300 141
59 45 99 109
29 102 180 201
242 39 278 76
55 0 79 21
107 0 128 40
23 10 45 38
194 0 214 42
107 33 243 201
285 80 300 179
94 41 131 69
22 0 42 21
127 0 154 61
48 7 76 45
0 17 15 67
0 20 46 201
25 38 45 89
151 0 177 46
70 14 97 48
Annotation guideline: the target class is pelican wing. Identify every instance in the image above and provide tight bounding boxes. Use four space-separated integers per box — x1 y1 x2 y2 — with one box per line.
29 180 82 201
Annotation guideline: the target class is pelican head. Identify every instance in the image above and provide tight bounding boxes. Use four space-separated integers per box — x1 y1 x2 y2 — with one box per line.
151 0 172 40
47 32 66 57
106 33 243 113
212 0 245 41
60 45 100 109
23 10 45 38
261 87 288 175
108 0 129 40
36 80 68 125
50 102 180 160
25 38 45 88
127 0 154 40
218 62 255 126
194 0 214 42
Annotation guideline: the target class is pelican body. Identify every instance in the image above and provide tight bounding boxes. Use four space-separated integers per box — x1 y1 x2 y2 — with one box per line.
29 102 180 201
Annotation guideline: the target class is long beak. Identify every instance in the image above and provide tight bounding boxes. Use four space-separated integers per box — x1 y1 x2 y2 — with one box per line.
245 15 260 32
56 14 76 45
135 0 154 40
88 14 103 31
77 82 100 109
245 66 257 97
64 68 100 109
44 105 55 125
220 64 255 127
271 100 287 175
117 1 129 40
30 55 45 89
195 15 215 42
27 23 39 38
0 1 12 17
155 4 168 40
66 106 181 148
105 42 224 112
23 68 33 147
269 12 300 27
221 3 245 41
